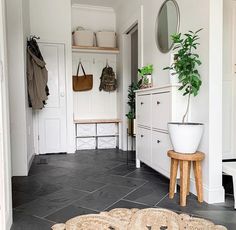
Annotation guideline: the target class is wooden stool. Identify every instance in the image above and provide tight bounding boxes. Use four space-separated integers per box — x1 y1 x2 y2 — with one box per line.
167 150 205 207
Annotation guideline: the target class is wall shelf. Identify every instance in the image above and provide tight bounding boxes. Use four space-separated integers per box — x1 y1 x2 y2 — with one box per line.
72 46 120 54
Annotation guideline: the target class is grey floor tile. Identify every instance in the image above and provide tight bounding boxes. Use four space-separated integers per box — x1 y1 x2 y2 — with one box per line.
45 205 97 223
106 199 150 210
88 174 147 189
73 184 133 211
12 178 62 198
57 177 106 192
157 193 228 214
124 181 169 206
106 164 137 176
11 210 53 230
11 150 234 229
126 170 169 185
16 188 88 217
12 191 38 208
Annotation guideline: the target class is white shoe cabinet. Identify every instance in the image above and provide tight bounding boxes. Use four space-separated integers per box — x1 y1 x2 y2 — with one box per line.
135 85 186 178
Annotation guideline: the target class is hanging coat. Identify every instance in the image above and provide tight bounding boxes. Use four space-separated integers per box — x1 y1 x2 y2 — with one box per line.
27 47 48 109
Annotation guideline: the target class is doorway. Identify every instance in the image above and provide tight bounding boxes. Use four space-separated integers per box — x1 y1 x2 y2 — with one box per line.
34 43 67 154
130 25 139 84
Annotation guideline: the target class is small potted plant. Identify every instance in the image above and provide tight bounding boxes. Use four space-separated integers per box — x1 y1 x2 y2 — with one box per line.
126 80 142 135
164 29 204 154
138 64 154 88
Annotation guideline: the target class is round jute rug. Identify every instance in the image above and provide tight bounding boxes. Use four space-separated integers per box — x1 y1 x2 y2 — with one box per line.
51 208 227 230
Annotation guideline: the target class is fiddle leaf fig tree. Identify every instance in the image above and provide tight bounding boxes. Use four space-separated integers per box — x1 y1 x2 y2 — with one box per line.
164 29 203 123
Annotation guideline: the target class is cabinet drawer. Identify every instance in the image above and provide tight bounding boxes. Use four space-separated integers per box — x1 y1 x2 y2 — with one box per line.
152 92 171 131
136 127 152 165
137 94 151 127
152 131 173 178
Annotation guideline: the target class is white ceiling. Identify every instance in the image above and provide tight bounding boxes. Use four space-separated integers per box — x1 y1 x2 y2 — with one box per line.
71 0 121 9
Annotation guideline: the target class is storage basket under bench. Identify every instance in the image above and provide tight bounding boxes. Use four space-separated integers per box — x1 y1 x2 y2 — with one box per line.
74 119 121 150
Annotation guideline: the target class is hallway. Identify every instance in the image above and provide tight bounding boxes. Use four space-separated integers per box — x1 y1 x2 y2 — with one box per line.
11 150 236 229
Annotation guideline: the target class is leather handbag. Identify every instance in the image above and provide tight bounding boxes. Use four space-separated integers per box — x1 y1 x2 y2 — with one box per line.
73 62 93 91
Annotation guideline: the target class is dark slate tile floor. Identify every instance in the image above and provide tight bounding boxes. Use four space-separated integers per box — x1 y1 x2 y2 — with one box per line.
11 149 236 229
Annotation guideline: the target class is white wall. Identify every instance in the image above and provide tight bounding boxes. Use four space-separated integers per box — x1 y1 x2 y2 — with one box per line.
0 0 13 227
222 0 236 160
71 4 116 32
71 5 118 121
29 0 75 153
22 0 35 169
72 53 117 120
6 0 33 176
116 0 224 203
116 0 142 151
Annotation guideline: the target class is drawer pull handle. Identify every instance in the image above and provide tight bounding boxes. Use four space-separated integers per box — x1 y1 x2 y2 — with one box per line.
157 140 161 144
157 101 161 105
141 102 144 105
141 135 144 138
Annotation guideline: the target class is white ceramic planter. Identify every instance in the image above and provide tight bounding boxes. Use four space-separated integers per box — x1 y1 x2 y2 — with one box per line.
168 122 204 154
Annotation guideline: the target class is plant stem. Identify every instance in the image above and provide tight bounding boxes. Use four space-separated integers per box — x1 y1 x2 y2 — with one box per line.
182 91 191 123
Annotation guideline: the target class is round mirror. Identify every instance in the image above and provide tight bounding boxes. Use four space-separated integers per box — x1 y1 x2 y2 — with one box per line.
156 0 180 53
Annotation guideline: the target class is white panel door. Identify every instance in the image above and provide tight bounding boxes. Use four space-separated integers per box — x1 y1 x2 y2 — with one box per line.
37 43 67 154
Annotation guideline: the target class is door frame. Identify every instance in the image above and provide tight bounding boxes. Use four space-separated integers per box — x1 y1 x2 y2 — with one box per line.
0 0 13 228
118 5 143 151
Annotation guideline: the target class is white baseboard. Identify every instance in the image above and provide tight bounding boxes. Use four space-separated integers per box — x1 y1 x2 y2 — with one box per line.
189 179 225 204
27 153 35 174
6 211 13 230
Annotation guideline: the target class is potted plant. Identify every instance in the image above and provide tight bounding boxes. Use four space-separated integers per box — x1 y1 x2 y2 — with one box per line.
164 29 204 154
126 80 142 135
138 64 154 88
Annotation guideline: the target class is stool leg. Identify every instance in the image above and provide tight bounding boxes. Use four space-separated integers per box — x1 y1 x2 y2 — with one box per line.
187 161 191 195
180 160 188 206
193 161 203 203
169 159 179 199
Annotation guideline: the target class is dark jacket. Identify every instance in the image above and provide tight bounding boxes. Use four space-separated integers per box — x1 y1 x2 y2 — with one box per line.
27 47 48 109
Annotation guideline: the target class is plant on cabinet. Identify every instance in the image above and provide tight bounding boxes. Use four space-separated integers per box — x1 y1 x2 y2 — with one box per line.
126 80 142 135
164 29 204 154
138 64 154 88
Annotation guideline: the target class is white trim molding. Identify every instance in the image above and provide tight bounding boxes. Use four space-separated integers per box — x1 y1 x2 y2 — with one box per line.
72 4 114 13
190 179 225 204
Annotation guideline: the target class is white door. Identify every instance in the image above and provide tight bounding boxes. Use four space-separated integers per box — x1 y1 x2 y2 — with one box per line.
0 0 13 228
36 43 67 154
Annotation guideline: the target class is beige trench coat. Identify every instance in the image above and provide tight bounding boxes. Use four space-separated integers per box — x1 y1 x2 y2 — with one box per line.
27 48 48 109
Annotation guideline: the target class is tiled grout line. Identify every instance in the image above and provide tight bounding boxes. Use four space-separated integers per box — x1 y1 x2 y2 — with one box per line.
41 185 109 219
154 192 169 206
102 181 149 211
122 198 152 207
43 180 149 221
33 215 57 225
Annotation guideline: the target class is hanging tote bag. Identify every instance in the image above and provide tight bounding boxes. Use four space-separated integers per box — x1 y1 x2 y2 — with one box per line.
73 62 93 91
